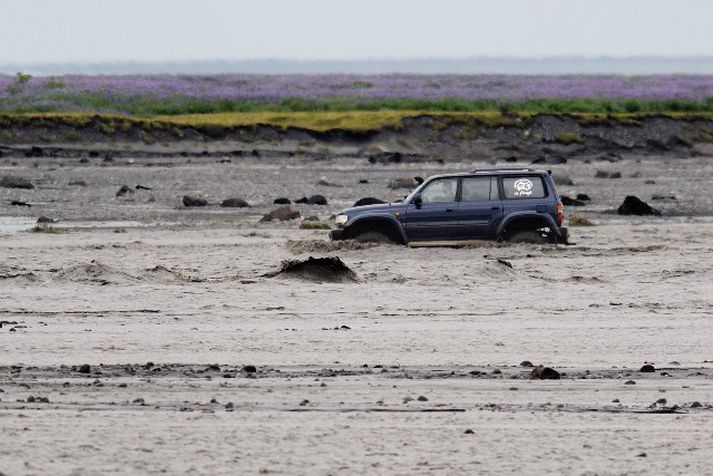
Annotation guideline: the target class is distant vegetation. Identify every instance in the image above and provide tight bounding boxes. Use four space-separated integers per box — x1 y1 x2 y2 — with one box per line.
0 74 712 116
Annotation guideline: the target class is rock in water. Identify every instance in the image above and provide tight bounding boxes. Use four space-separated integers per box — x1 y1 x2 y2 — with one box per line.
617 196 661 216
260 204 300 222
183 195 208 207
273 197 291 205
308 194 327 205
354 197 386 207
640 364 655 372
530 365 561 380
266 256 358 283
0 176 35 189
560 196 586 206
220 198 249 208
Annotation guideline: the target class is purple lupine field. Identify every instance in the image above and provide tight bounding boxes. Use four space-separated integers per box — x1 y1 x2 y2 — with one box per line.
1 74 713 105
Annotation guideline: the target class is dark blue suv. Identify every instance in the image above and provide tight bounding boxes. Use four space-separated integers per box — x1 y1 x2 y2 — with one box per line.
331 168 568 244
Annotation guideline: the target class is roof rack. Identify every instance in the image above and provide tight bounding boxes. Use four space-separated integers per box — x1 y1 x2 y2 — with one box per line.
470 168 537 174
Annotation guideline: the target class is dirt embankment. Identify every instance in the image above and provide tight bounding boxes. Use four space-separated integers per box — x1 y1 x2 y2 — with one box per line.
1 113 713 162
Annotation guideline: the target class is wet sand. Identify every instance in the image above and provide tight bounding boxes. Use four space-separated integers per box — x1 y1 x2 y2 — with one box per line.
2 154 713 474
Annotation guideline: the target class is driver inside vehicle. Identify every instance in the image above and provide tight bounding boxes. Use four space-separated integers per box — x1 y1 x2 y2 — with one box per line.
421 179 457 204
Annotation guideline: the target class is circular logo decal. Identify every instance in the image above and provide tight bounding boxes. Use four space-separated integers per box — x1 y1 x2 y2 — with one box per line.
513 178 534 197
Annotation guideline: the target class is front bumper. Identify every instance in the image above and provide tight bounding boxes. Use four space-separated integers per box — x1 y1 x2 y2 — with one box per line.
330 229 345 241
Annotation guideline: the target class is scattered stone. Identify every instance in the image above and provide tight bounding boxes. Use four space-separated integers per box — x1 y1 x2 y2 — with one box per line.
595 170 621 179
644 180 656 185
273 197 291 205
668 361 680 366
132 397 145 405
624 380 636 385
464 429 475 434
135 185 152 191
68 180 87 186
576 193 591 201
182 195 208 207
317 176 342 187
0 176 35 189
354 197 386 207
530 365 561 380
417 395 428 402
260 204 300 222
617 196 661 216
612 398 620 403
651 194 676 201
10 200 31 207
640 364 655 373
225 402 234 411
36 216 55 224
242 365 257 373
388 176 421 189
655 398 667 405
358 179 369 184
637 452 647 458
220 198 250 208
520 361 534 368
492 369 502 375
299 399 309 406
690 401 702 408
78 364 91 374
116 185 133 197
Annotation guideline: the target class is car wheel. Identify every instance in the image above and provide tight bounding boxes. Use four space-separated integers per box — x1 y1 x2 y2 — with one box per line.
353 231 395 244
507 230 547 244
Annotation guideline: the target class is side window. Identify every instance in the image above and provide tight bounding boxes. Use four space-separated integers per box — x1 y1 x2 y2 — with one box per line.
420 178 458 204
461 177 492 202
502 176 546 199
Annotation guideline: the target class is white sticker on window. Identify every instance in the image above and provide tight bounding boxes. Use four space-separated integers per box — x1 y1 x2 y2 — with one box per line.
513 178 533 197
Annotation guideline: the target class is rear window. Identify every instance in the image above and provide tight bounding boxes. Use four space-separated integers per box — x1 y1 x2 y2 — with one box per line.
502 176 546 199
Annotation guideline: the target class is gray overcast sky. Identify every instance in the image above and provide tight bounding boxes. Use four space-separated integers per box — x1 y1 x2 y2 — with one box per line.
2 0 713 63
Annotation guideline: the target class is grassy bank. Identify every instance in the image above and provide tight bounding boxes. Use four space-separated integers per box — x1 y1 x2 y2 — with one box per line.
3 96 713 116
2 110 713 134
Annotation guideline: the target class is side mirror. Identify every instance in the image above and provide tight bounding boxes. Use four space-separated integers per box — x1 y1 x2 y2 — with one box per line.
413 194 422 208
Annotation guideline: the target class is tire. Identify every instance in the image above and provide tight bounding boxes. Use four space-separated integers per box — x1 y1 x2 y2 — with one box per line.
507 230 547 244
353 231 395 244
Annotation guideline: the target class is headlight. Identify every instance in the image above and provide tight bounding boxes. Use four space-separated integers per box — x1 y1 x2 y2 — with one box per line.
335 214 348 225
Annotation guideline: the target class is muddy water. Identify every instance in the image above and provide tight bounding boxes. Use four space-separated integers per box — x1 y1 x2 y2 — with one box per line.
1 155 713 474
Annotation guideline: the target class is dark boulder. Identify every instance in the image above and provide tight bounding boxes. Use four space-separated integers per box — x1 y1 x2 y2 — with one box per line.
220 198 249 208
0 176 35 189
183 195 208 207
116 185 133 197
617 196 661 216
640 364 655 373
259 204 300 222
560 196 586 206
358 179 369 184
576 193 591 201
273 197 291 205
78 364 91 374
530 365 561 380
354 197 386 207
295 195 327 205
266 256 358 283
10 200 31 207
520 361 534 368
25 146 44 158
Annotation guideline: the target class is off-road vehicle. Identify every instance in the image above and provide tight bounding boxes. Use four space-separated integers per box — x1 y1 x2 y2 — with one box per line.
330 168 568 244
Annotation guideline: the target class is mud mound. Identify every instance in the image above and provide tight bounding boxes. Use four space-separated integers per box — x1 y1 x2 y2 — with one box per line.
266 256 359 283
0 266 39 283
53 260 137 285
286 239 377 254
142 265 204 283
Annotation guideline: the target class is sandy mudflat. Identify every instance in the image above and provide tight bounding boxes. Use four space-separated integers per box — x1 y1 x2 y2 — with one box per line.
1 154 713 475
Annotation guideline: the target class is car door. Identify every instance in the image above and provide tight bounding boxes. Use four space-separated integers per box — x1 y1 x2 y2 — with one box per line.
457 176 503 239
404 177 460 241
